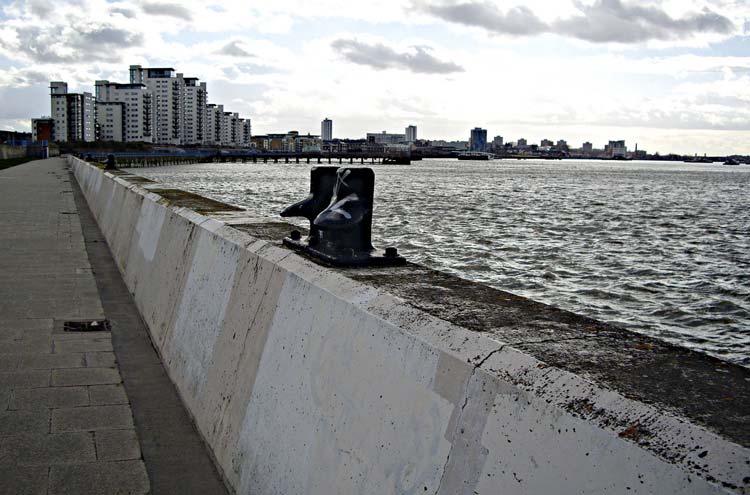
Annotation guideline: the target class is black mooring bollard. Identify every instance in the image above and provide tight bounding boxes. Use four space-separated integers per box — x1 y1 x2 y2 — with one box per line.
280 167 405 267
105 154 117 170
281 166 338 247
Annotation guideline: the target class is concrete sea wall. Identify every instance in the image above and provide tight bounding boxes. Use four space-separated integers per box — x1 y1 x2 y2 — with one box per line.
69 157 749 495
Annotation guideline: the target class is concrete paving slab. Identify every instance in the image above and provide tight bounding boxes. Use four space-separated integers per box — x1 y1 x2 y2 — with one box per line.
0 356 19 371
0 338 53 354
48 460 149 495
11 386 89 410
54 338 113 354
84 351 116 368
52 405 133 432
88 384 128 405
0 465 49 495
0 370 50 390
17 353 85 370
51 368 121 387
0 431 96 465
0 409 49 435
95 429 142 461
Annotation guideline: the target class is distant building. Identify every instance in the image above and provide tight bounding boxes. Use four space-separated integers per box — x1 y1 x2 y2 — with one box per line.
31 118 54 141
607 140 627 158
181 76 208 145
492 136 503 147
516 138 528 149
556 139 569 151
469 127 487 152
205 104 222 145
242 119 252 147
430 140 467 150
129 66 182 144
321 118 333 141
95 102 125 142
95 80 153 143
367 131 406 145
582 142 593 153
50 81 95 142
405 125 417 143
250 135 269 150
540 139 553 147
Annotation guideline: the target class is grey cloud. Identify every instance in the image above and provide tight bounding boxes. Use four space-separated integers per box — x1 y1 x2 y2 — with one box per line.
28 0 54 18
331 39 464 74
693 93 750 107
602 107 750 131
74 26 142 48
0 23 143 63
421 2 546 36
217 41 254 58
418 0 734 43
554 0 734 43
11 69 50 85
109 7 137 18
141 1 192 21
237 63 283 75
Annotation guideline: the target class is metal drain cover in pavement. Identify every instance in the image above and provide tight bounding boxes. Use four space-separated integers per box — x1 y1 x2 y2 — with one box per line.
62 320 111 332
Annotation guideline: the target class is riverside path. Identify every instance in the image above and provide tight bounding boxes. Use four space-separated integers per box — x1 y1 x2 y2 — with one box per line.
0 157 227 494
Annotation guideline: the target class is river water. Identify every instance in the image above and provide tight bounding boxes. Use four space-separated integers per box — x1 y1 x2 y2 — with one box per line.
128 159 750 367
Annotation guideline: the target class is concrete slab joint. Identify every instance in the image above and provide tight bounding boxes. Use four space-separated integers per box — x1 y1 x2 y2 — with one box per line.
66 155 750 495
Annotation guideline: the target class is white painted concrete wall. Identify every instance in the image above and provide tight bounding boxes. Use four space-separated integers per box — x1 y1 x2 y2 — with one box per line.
70 157 749 495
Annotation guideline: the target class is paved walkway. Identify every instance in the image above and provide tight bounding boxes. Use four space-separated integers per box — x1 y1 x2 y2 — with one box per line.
0 158 227 494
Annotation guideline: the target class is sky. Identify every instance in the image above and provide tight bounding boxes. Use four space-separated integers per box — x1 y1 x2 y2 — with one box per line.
0 0 748 155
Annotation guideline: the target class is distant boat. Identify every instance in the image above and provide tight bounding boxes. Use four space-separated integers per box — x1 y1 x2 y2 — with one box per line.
457 152 491 161
723 158 740 166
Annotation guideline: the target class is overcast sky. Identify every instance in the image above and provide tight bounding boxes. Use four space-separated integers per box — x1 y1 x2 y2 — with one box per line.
0 0 748 154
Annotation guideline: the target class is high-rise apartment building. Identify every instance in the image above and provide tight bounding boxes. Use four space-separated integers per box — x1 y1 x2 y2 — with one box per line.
321 118 332 141
469 127 487 152
95 80 153 142
181 77 207 145
220 112 233 146
50 81 95 142
95 102 125 142
205 104 222 145
129 65 184 144
45 66 250 147
242 119 252 147
405 125 417 142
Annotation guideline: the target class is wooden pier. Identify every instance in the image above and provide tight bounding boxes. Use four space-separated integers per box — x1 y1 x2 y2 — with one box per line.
106 152 412 168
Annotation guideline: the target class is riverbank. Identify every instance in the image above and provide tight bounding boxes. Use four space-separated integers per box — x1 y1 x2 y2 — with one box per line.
73 156 749 494
130 158 750 367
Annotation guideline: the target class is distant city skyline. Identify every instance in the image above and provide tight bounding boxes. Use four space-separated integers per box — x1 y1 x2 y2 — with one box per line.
0 0 748 154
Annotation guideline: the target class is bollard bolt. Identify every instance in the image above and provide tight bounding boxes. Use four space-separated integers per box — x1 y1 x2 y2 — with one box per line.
384 247 398 258
290 230 301 241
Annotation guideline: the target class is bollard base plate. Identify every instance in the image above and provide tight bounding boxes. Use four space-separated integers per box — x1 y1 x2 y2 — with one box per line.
283 237 406 268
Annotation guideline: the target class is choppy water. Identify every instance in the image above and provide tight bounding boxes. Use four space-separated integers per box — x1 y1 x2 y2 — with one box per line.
128 159 750 366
